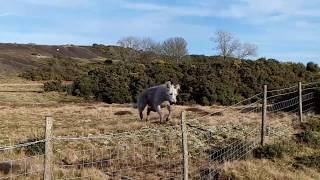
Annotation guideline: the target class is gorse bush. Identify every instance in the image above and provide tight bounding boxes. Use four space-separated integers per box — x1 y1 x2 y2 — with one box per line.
44 80 63 92
301 117 320 132
295 131 320 145
21 58 89 81
19 138 45 156
296 117 320 147
44 80 73 93
253 144 286 159
295 155 320 169
72 58 319 105
20 50 319 105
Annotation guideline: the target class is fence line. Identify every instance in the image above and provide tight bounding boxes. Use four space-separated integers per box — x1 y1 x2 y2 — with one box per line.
187 93 263 122
0 81 319 179
302 81 320 87
267 85 298 93
0 139 46 151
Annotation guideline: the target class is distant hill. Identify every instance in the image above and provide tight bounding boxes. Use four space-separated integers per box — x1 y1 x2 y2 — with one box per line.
0 43 148 76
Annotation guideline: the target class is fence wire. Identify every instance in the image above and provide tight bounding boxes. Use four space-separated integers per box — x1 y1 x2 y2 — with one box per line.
0 81 319 179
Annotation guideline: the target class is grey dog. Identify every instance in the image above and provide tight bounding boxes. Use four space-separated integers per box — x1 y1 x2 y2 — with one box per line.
136 81 180 122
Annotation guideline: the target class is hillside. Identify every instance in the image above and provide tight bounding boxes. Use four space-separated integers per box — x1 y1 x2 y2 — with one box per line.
0 43 145 77
0 43 320 179
1 43 319 106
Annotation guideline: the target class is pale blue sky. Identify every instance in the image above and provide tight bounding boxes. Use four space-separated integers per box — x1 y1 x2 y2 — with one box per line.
0 0 319 64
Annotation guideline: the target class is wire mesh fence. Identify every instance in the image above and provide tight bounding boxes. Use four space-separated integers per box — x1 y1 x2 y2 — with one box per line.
0 81 319 179
0 155 45 180
52 126 183 179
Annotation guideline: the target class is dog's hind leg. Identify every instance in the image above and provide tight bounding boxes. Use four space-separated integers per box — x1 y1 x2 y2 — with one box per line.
146 107 152 121
138 103 147 121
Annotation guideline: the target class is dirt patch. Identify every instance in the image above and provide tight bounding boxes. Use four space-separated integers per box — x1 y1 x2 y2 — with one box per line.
114 110 133 116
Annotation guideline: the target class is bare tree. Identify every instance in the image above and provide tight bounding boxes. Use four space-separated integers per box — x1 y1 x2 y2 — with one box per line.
213 30 257 60
161 37 188 61
149 42 163 55
236 43 258 59
117 36 158 52
139 37 157 52
117 36 140 50
117 36 189 61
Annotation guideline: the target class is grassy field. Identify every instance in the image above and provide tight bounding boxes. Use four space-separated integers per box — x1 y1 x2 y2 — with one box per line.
0 78 319 179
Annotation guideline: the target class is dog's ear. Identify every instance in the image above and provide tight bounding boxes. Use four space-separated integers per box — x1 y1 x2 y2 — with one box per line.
175 84 180 90
165 81 171 88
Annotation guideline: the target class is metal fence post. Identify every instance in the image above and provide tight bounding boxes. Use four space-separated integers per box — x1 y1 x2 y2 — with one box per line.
180 111 188 180
299 82 303 123
261 85 267 146
44 116 53 180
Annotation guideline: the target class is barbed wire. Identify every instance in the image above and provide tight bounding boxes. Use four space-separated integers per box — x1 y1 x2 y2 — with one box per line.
303 87 320 91
302 81 320 87
302 92 315 101
0 139 46 151
267 90 298 99
267 85 298 94
188 95 262 122
303 106 316 113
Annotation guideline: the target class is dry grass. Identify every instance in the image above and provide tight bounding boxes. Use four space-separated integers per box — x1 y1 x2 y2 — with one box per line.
0 82 319 179
221 159 320 180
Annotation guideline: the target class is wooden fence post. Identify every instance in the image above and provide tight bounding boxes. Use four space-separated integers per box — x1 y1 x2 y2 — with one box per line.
44 116 53 180
299 82 303 123
180 111 188 180
261 85 267 146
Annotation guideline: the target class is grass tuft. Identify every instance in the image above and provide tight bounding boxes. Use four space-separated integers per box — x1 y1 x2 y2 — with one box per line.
253 144 286 159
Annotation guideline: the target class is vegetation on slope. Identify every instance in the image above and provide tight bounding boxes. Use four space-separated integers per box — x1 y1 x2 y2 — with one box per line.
9 43 318 105
72 57 320 105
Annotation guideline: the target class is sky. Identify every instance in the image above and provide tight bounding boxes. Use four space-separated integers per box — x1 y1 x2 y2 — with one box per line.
0 0 319 64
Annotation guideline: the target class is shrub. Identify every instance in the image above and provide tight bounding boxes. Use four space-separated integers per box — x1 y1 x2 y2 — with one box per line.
72 58 319 105
295 131 320 145
294 155 320 169
72 76 96 97
21 58 88 81
306 62 319 72
21 53 320 105
44 80 63 92
301 118 320 132
253 144 286 159
19 138 45 156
